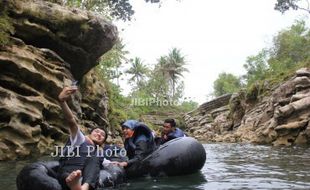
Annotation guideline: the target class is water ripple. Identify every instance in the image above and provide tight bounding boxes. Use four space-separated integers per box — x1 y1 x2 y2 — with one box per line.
1 143 310 190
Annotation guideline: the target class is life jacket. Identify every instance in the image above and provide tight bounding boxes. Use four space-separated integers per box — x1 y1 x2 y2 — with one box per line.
59 138 95 171
124 123 155 159
167 128 186 140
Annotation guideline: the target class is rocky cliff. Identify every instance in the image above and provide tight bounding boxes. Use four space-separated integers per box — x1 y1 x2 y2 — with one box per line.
0 0 118 160
185 68 310 146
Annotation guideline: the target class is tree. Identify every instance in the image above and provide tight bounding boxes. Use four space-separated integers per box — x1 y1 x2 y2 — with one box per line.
240 19 310 90
96 38 129 85
243 49 269 87
172 81 185 102
275 0 310 14
213 72 242 97
166 48 188 98
129 48 188 103
126 57 149 88
56 0 162 21
157 48 188 98
268 20 310 73
146 72 170 99
156 56 170 79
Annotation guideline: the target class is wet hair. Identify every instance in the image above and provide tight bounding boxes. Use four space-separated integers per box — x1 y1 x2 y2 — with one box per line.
90 127 108 143
164 118 176 127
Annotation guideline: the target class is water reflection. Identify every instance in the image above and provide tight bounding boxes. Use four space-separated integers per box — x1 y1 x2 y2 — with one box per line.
1 144 310 190
116 172 207 190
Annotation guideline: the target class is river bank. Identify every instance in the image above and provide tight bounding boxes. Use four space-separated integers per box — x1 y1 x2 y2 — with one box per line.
185 68 310 146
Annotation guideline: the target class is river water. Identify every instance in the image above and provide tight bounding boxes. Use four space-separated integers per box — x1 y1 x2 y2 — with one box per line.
1 143 310 190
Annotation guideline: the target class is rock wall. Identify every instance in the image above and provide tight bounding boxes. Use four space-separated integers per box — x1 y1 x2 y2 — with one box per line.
195 94 232 114
185 68 310 146
184 94 232 141
0 0 118 160
141 111 182 127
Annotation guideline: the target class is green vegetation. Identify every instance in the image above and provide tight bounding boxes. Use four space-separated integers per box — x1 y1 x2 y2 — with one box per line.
95 39 133 129
52 0 162 21
129 48 189 102
212 19 310 100
126 57 150 89
94 44 197 128
243 50 269 86
160 48 189 98
128 48 189 106
213 72 242 97
0 3 14 46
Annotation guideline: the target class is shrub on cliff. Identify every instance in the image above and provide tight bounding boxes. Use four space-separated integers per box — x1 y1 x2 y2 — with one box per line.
0 4 14 46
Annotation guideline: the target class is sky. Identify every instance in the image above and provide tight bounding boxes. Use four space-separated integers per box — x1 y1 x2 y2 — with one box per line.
115 0 308 104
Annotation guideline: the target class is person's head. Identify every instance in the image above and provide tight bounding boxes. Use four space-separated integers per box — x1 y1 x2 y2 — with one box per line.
89 127 107 146
162 119 176 135
121 120 139 139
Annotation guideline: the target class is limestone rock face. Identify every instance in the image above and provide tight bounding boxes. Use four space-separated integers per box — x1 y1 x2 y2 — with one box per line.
6 0 118 79
80 69 109 131
185 68 310 146
184 94 232 141
0 0 118 160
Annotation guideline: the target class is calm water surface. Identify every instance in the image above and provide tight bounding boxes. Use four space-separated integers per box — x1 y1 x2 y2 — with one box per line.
1 143 310 190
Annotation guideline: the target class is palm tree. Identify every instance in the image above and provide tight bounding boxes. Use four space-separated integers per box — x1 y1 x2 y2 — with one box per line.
159 48 188 98
155 56 169 78
126 57 149 87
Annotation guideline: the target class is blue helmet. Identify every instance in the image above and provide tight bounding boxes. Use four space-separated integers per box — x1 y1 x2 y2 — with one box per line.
122 120 139 130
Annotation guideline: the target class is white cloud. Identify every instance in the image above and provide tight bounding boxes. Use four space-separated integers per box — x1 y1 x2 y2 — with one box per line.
116 0 308 104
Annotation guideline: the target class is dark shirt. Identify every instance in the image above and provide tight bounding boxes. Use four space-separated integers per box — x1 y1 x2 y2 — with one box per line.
158 127 186 145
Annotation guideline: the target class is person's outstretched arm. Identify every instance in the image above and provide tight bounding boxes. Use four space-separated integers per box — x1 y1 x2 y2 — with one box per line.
58 87 79 138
